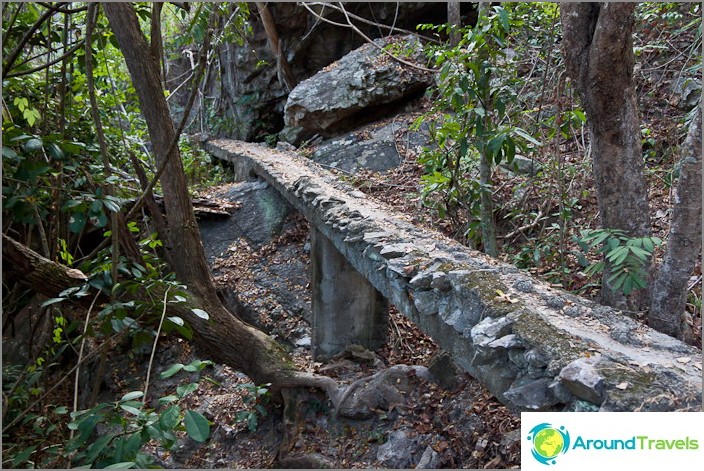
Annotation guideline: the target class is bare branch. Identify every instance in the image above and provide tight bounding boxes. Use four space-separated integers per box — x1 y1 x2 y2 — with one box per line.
299 2 436 74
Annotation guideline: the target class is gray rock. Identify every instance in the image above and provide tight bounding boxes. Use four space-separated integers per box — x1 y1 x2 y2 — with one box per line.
513 278 534 293
295 335 312 348
199 180 291 260
428 350 461 390
431 272 451 291
409 271 433 290
309 117 430 173
503 377 560 410
376 429 421 469
471 315 515 347
283 35 432 137
488 334 522 349
416 446 442 469
502 154 542 176
558 357 605 404
671 76 702 110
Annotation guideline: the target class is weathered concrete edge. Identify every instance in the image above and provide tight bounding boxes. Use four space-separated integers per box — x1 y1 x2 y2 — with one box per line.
205 139 702 412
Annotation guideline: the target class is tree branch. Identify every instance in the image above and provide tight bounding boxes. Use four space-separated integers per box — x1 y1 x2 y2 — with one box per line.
299 2 437 73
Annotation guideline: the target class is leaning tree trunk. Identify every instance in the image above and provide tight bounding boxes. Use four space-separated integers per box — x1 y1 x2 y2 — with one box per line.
101 3 327 394
561 3 652 311
649 103 702 341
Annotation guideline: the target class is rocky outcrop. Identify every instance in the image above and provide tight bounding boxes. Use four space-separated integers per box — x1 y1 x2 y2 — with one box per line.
173 3 442 142
309 114 431 173
282 35 433 142
205 138 702 413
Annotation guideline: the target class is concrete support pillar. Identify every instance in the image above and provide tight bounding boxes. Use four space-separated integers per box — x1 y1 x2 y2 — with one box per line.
310 227 388 358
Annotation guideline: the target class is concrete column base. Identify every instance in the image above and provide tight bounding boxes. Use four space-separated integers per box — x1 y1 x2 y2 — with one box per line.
310 227 388 358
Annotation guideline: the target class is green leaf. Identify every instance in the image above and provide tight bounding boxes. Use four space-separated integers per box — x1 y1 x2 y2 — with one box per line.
622 275 634 295
642 238 654 252
605 246 628 263
68 211 87 233
160 363 184 379
2 146 20 160
632 274 647 289
121 391 144 402
104 462 136 469
183 410 210 442
167 316 184 326
85 433 113 464
46 142 65 160
158 394 179 405
41 297 65 307
11 446 36 467
513 127 541 146
120 404 143 416
23 138 43 153
498 7 510 32
191 308 209 320
176 382 198 398
627 245 650 260
159 405 181 430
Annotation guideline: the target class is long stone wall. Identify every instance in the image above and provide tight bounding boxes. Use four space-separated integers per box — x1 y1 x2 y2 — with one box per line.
205 138 702 412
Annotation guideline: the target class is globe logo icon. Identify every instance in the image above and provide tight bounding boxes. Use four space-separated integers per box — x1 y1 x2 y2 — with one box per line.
527 423 571 465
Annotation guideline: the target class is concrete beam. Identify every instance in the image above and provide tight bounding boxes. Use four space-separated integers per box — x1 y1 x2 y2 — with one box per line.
205 139 702 412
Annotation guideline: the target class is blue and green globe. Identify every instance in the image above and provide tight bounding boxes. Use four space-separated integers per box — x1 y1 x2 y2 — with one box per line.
527 423 571 465
534 428 564 458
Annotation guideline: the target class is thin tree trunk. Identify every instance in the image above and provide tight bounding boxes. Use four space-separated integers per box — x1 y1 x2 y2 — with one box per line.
101 3 316 391
255 2 297 92
649 103 702 340
447 2 461 46
561 3 652 311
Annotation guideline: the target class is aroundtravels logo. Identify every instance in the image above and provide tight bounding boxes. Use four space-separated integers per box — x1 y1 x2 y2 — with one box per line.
526 423 571 465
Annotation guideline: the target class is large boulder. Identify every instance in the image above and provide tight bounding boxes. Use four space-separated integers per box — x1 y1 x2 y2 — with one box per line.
282 35 433 142
309 113 431 173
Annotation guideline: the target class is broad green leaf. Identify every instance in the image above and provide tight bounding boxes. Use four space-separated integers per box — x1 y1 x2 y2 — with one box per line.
68 212 87 233
622 276 634 295
191 308 209 320
121 391 144 402
120 404 143 416
159 405 181 430
513 127 541 146
158 394 179 405
105 462 136 469
85 433 113 464
498 7 509 32
176 382 198 398
167 316 184 326
3 146 19 160
11 446 36 467
160 363 184 379
183 410 210 442
23 138 43 153
46 142 64 160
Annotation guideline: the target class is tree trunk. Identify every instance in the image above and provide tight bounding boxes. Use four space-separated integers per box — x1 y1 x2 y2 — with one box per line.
100 3 323 394
447 2 461 46
255 2 297 92
649 103 702 341
561 3 652 310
